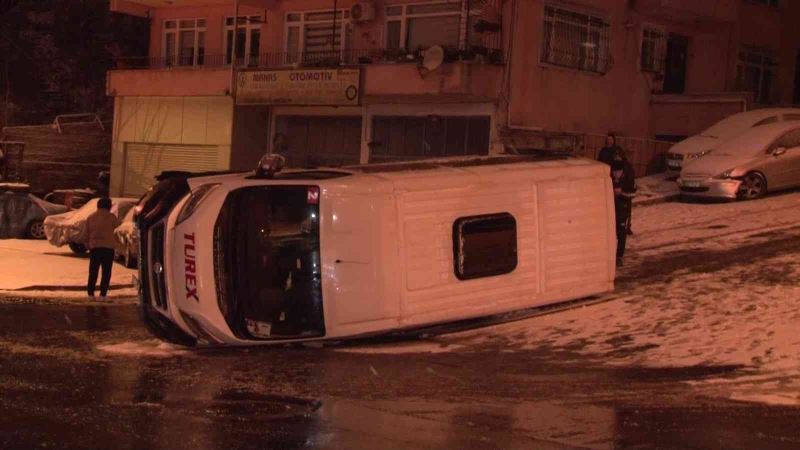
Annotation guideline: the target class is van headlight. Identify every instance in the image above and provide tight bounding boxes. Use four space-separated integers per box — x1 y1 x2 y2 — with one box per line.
713 169 734 179
176 183 220 224
687 150 712 160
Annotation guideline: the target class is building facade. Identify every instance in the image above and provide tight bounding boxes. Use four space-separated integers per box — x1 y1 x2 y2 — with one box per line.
107 0 800 196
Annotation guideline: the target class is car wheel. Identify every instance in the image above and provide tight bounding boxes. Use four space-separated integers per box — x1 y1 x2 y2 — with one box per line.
738 172 767 200
26 220 46 239
69 242 88 254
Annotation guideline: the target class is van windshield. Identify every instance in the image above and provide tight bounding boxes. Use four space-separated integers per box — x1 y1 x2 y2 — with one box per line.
214 186 324 340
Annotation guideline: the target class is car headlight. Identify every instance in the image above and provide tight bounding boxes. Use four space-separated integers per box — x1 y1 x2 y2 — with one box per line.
687 150 712 160
176 183 220 225
713 169 734 179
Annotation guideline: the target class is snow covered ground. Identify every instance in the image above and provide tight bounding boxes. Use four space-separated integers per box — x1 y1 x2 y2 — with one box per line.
343 191 800 407
0 239 136 298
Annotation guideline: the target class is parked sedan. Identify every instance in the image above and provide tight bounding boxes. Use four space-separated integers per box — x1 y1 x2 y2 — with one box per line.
114 207 139 268
0 183 68 239
678 121 800 200
666 108 800 172
44 197 138 253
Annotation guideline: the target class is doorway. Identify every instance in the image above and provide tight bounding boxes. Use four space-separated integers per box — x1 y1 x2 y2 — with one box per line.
663 34 689 94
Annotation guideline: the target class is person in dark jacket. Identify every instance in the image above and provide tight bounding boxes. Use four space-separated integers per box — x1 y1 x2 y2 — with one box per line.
597 133 620 167
86 197 120 300
611 149 636 266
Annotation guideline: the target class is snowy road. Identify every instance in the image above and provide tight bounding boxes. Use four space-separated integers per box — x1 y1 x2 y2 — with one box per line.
2 192 800 449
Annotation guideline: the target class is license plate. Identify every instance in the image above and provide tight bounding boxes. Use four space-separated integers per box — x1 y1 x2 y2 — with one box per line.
683 181 700 188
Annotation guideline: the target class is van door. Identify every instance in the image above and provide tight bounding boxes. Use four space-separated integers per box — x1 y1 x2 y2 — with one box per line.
326 195 401 328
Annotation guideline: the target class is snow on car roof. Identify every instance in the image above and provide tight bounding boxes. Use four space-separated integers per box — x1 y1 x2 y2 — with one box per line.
711 120 800 155
701 108 800 138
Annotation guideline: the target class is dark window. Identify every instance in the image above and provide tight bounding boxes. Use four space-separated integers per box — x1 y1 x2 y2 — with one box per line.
452 213 517 280
772 128 800 151
640 27 665 72
663 33 689 94
540 5 611 74
215 186 324 340
749 0 778 7
737 48 777 104
370 116 491 163
753 115 779 127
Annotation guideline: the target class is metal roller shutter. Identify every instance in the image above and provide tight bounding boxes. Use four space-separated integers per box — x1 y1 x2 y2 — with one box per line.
123 143 221 196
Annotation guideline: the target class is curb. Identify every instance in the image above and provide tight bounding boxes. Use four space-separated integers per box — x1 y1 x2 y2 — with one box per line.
11 283 133 292
633 193 680 208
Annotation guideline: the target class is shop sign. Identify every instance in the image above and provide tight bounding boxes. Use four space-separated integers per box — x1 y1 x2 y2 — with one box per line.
236 69 361 106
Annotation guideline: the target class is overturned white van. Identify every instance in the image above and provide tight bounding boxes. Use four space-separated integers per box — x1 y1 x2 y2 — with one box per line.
135 155 617 346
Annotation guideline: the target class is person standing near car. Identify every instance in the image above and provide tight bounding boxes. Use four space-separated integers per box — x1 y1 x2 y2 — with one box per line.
86 197 119 300
599 133 634 236
598 133 621 167
611 149 636 266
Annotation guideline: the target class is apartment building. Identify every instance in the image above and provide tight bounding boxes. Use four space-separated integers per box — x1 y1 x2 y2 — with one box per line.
106 0 800 196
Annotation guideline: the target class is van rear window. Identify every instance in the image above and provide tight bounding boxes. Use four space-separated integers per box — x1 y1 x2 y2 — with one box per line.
452 213 518 280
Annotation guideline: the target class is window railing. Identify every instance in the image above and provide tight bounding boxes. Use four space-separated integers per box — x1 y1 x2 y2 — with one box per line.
113 46 504 70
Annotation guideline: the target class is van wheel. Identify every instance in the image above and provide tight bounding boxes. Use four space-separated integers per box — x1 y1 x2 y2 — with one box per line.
26 220 46 239
738 172 767 200
69 242 88 254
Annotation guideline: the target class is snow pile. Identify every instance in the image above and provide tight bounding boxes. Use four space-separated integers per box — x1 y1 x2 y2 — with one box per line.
97 340 192 358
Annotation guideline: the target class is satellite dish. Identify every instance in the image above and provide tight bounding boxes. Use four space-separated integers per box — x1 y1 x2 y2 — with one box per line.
421 45 445 73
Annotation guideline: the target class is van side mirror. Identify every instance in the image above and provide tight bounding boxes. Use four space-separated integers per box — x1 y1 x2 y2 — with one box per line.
773 147 787 156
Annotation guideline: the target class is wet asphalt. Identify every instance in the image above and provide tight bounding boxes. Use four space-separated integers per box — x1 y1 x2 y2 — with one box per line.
1 298 800 450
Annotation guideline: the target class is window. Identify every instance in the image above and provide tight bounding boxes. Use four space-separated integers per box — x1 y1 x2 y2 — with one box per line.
771 129 800 151
385 2 483 52
640 26 665 72
753 115 779 127
749 0 778 7
453 213 517 280
163 19 206 66
285 10 351 65
540 5 611 74
370 116 490 163
225 16 262 66
737 48 777 104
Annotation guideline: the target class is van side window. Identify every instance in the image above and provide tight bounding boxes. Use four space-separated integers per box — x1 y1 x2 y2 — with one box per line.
753 116 779 127
452 213 517 280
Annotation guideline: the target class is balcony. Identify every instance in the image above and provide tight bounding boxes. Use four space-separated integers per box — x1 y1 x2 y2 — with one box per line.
108 47 505 101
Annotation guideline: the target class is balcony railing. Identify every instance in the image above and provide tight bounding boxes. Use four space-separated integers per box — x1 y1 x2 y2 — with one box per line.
114 46 505 71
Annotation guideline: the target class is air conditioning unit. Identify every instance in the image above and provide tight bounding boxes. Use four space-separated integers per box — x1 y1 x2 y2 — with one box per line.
350 2 376 22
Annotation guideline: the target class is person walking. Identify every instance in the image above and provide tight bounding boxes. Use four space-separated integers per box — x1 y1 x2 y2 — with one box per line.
86 197 119 300
610 149 636 266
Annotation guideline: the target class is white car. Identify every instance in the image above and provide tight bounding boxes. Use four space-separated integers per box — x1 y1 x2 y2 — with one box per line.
679 121 800 200
44 197 138 253
135 156 617 347
666 108 800 172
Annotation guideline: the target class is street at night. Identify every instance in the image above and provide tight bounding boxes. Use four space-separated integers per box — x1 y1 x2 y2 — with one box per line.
2 193 800 450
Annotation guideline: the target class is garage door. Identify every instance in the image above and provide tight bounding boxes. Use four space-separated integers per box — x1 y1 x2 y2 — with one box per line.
123 143 221 197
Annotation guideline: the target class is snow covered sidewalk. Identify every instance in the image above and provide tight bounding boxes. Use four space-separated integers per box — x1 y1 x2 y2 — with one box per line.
0 239 136 298
633 172 679 207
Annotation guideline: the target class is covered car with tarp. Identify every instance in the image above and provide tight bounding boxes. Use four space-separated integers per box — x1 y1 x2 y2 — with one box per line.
44 197 137 253
0 183 68 239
